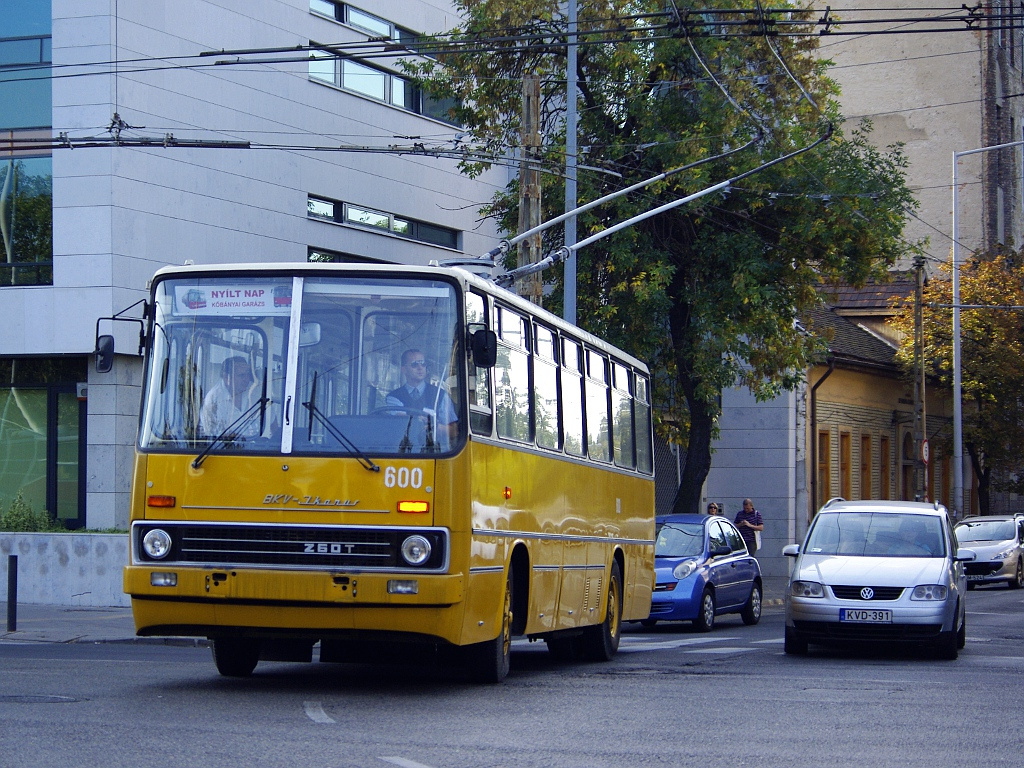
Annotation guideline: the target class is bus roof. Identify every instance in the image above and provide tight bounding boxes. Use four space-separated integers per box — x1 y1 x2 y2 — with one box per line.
150 261 650 374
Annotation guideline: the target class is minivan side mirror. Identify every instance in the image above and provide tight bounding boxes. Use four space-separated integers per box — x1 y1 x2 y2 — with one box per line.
782 544 801 557
95 335 115 373
470 328 497 368
954 548 977 562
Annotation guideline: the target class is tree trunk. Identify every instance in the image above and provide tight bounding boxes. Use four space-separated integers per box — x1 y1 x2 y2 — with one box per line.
967 444 991 516
671 387 714 515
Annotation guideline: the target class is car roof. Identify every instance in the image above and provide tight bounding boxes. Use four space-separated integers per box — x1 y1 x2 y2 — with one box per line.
957 515 1020 524
656 514 710 525
817 499 949 517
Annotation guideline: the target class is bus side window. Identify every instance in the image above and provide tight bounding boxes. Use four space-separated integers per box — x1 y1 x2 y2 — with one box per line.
635 374 653 474
585 349 610 462
466 291 492 435
562 338 585 457
611 362 635 468
534 325 559 450
495 306 530 443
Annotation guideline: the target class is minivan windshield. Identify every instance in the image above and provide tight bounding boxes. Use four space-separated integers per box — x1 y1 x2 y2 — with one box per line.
805 512 946 558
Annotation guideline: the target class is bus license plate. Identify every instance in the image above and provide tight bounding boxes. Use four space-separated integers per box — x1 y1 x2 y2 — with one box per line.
840 608 892 623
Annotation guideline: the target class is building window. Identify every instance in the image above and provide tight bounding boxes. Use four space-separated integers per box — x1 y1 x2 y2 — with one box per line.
1 156 53 286
817 430 830 507
860 433 871 500
308 195 459 250
1 0 52 131
839 431 851 499
880 434 891 500
0 356 87 530
307 247 380 264
310 1 426 54
308 50 455 122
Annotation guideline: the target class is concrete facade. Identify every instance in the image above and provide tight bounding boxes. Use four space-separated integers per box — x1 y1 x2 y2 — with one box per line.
1 533 130 607
2 1 505 529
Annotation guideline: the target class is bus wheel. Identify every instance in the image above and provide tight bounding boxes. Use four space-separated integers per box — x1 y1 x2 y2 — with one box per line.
582 560 623 662
211 637 261 677
467 569 513 683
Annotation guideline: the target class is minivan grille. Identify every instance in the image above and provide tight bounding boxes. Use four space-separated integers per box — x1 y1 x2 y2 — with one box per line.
830 585 905 601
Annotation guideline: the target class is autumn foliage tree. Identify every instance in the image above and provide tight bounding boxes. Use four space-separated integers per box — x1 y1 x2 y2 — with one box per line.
892 254 1024 515
411 1 917 512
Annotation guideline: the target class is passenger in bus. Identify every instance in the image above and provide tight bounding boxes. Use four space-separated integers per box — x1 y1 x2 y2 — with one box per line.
385 349 458 439
200 356 261 437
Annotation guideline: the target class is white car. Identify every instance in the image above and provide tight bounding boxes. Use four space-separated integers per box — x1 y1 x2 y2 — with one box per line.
955 515 1024 589
783 500 975 659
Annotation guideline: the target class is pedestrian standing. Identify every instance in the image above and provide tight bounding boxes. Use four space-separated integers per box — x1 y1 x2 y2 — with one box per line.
734 498 764 555
706 502 719 516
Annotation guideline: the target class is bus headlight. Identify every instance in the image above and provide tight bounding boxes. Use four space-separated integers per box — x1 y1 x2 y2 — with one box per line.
400 535 432 566
142 528 172 559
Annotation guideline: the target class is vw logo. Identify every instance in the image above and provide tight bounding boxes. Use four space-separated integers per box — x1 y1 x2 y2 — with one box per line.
860 587 875 600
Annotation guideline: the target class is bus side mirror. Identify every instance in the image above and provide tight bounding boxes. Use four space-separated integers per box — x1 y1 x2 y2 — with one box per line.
95 335 115 373
470 329 497 368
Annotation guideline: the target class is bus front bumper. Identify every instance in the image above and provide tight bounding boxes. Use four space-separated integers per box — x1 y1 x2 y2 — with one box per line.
124 565 466 639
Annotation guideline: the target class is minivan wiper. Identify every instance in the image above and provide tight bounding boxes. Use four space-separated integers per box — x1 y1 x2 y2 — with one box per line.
303 372 379 472
192 369 270 469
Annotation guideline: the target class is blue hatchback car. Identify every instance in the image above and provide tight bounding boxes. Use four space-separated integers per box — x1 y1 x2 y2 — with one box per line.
646 514 763 631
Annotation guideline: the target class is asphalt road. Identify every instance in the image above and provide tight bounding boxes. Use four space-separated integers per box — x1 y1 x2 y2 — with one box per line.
2 586 1022 768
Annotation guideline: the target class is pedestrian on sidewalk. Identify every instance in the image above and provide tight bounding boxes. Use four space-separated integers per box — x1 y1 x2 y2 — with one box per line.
706 502 720 516
734 498 764 556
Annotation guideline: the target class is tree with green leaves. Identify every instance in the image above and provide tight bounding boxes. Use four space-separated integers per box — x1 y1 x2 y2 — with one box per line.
410 0 918 512
892 253 1024 515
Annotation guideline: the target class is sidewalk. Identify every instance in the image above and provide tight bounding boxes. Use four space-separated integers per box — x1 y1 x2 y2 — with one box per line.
0 603 205 646
0 576 788 646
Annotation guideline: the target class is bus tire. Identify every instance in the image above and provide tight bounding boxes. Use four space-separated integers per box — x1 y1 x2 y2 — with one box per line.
467 568 513 683
582 560 623 662
211 637 261 677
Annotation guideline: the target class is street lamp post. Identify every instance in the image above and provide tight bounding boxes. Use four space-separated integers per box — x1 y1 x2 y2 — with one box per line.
951 139 1024 517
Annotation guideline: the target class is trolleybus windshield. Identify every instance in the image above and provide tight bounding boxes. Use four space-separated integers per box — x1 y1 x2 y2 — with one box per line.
139 274 464 457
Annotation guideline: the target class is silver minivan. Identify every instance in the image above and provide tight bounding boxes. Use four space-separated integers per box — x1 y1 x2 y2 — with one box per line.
783 500 976 659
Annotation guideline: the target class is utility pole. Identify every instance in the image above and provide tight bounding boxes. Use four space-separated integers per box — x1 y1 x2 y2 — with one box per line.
517 74 543 305
913 254 927 500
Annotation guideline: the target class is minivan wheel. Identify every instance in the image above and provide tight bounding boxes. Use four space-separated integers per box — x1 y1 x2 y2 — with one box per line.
784 626 808 655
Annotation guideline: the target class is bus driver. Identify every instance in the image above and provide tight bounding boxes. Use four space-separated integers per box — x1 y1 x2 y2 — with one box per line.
386 349 457 437
200 356 260 437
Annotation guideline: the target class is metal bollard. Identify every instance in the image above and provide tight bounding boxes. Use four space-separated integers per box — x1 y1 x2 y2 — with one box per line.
6 555 16 632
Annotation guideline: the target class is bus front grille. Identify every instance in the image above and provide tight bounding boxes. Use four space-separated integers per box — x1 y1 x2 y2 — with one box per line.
131 521 448 572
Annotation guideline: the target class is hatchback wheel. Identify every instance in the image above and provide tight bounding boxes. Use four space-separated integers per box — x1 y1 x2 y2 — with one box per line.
693 589 715 632
741 583 762 625
1011 558 1024 589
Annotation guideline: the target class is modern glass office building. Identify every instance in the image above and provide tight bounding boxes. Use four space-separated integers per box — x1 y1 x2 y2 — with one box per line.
0 1 504 528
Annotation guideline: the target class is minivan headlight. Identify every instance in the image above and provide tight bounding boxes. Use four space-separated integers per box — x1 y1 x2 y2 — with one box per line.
791 580 824 598
911 584 948 601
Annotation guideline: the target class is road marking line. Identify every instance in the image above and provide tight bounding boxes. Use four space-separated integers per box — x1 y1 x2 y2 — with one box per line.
303 701 335 724
380 757 437 768
683 647 754 654
618 636 739 653
751 638 785 644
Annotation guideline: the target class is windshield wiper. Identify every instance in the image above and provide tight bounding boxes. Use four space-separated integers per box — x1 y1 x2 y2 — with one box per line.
192 370 270 469
303 372 379 472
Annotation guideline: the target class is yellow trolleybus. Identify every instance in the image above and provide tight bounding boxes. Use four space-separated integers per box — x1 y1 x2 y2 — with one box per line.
119 262 655 681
